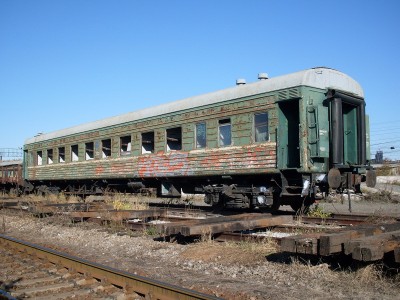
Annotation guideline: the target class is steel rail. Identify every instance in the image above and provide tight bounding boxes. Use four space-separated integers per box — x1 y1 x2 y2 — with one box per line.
0 234 221 300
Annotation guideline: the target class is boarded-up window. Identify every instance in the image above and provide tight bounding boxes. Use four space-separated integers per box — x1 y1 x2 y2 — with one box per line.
71 144 79 162
85 142 94 160
142 132 154 154
58 147 65 163
166 127 182 151
47 149 53 164
120 136 131 156
195 123 206 149
102 139 112 158
219 118 231 146
254 112 268 142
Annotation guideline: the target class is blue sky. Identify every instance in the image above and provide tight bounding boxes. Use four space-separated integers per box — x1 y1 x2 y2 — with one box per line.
1 0 399 160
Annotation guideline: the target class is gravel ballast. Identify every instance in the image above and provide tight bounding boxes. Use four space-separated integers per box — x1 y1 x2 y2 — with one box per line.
1 209 400 300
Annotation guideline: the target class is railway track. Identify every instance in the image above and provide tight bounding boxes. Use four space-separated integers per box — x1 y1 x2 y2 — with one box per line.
2 197 400 264
0 234 220 300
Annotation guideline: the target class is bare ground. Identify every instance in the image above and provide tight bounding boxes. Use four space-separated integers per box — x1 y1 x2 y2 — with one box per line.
0 211 399 299
1 179 400 299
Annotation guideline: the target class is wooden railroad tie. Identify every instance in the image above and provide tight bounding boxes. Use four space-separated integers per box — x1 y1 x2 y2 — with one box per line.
161 213 293 236
67 209 167 221
281 221 400 262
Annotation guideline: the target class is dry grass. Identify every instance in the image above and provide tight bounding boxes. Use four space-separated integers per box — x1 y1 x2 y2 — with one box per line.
363 189 400 204
354 264 384 284
376 165 400 176
285 257 400 299
348 264 400 294
104 194 149 210
0 190 19 199
182 236 278 265
1 215 5 233
23 193 81 204
289 256 339 281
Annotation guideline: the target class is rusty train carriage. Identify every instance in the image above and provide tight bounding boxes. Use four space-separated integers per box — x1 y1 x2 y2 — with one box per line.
23 67 376 210
0 160 23 194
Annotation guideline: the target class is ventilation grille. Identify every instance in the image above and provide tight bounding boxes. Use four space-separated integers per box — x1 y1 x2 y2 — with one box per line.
278 88 300 100
289 88 299 98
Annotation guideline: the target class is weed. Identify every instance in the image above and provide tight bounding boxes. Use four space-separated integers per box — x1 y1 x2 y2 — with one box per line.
105 193 149 210
307 204 332 218
102 218 126 234
113 198 134 210
143 225 159 236
233 237 278 255
198 228 213 243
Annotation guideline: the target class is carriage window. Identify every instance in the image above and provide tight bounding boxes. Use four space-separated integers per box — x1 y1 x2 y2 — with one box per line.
47 149 53 164
85 142 94 160
102 139 112 158
195 122 206 149
58 147 65 163
142 132 154 154
254 112 269 142
219 118 231 146
71 144 79 162
120 136 131 156
166 127 182 151
37 151 43 166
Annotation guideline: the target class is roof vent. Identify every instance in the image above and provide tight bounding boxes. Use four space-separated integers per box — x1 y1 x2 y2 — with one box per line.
236 79 246 86
258 73 268 80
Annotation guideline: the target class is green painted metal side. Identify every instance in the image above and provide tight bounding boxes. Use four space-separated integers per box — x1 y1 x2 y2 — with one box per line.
24 94 279 181
25 84 348 182
27 143 276 180
277 99 300 169
22 150 29 180
276 86 330 173
304 87 331 173
343 103 358 164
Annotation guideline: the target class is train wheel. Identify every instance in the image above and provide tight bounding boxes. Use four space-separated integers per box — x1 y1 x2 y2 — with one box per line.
270 191 281 212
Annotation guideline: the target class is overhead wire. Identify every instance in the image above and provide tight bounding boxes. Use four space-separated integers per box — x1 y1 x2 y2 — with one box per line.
370 119 400 125
369 120 400 160
370 139 400 146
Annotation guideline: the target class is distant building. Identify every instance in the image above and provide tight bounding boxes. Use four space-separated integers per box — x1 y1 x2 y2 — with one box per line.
375 150 384 164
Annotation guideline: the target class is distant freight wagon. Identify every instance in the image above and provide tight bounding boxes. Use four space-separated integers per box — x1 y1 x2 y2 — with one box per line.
21 67 376 211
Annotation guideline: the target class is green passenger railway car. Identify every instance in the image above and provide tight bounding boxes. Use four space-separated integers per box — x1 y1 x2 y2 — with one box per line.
23 67 376 211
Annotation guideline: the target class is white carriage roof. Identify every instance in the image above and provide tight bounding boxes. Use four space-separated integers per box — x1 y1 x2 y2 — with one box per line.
0 160 22 167
25 67 363 145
